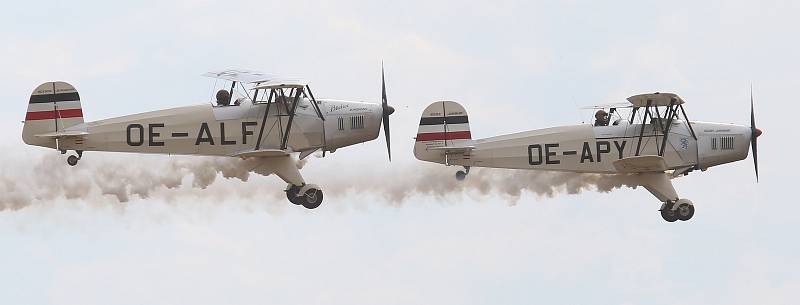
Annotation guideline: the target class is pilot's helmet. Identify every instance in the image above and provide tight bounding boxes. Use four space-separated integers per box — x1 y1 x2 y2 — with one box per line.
595 109 608 119
216 89 231 105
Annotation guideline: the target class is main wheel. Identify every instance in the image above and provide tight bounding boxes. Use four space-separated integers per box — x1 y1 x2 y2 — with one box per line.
285 185 302 205
67 155 79 166
660 203 678 222
301 188 323 209
676 202 695 221
455 170 467 181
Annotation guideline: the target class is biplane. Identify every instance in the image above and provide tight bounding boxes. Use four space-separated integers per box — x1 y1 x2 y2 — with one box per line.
414 92 762 222
22 68 395 209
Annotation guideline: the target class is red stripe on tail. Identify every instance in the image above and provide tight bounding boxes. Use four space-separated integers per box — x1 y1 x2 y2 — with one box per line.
25 109 83 121
415 131 471 142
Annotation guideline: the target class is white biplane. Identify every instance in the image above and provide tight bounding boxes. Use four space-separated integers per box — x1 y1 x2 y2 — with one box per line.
414 92 762 222
22 68 395 209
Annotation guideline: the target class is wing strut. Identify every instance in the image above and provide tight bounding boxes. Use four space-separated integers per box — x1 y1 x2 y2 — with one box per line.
658 101 677 156
635 101 652 156
679 104 697 140
304 85 325 121
254 90 274 150
281 88 303 150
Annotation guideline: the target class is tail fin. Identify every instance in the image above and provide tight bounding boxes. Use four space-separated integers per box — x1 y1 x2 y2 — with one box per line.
414 101 472 164
22 81 84 148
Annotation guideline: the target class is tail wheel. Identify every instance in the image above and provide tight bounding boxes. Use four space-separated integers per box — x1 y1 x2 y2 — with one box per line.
660 202 678 222
301 189 323 209
67 155 79 166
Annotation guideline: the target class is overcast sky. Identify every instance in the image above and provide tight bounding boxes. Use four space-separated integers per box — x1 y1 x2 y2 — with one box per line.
1 1 798 305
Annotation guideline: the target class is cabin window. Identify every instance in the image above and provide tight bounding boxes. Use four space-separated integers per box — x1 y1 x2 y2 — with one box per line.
711 138 717 150
337 117 345 131
350 115 364 129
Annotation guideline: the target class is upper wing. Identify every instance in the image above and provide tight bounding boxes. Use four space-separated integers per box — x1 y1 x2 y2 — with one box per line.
580 102 633 110
251 79 308 90
203 69 274 84
627 92 685 107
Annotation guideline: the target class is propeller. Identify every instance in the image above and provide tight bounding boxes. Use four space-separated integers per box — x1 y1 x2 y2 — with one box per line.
750 87 762 182
381 63 395 161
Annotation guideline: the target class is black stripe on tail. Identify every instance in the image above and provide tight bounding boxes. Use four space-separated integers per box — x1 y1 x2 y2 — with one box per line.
29 92 81 104
419 115 469 125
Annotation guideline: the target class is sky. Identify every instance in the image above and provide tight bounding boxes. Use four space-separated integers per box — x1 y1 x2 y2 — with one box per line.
1 1 798 304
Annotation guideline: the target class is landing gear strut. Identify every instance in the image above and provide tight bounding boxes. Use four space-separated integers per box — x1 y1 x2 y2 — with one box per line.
660 199 694 222
285 184 324 209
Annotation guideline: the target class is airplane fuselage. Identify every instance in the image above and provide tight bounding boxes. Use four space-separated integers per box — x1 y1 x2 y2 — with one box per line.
438 121 751 174
52 99 383 157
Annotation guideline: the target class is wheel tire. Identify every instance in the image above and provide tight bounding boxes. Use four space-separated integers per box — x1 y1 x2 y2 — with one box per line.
67 155 79 166
285 185 302 205
660 204 678 222
677 203 695 221
455 171 467 181
301 189 323 209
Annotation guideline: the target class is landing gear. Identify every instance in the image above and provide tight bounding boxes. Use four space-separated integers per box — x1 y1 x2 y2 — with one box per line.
660 199 694 222
66 150 83 166
286 185 303 205
455 166 470 181
300 188 323 209
67 155 79 166
675 199 695 221
660 205 678 222
285 184 324 209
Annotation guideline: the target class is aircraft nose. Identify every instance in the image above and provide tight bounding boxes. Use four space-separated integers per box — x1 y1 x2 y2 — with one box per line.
755 128 763 138
384 105 395 116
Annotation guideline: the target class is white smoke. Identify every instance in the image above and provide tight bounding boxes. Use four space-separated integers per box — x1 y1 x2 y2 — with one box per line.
0 152 639 211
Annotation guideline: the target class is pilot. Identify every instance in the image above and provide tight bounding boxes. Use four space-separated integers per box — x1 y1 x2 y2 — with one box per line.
594 109 610 126
216 89 231 106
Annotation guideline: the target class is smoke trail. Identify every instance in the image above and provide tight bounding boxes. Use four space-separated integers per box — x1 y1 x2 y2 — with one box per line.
0 153 638 211
318 163 640 204
0 153 274 211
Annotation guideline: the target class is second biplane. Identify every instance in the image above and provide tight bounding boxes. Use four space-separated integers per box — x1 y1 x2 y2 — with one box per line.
414 92 762 222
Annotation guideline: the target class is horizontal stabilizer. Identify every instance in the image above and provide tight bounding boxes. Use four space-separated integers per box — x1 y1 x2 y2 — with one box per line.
613 155 667 173
34 130 89 138
232 149 289 158
428 145 475 153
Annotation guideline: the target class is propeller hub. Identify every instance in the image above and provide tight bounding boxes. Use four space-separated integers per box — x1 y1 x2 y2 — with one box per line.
384 105 395 116
754 128 762 138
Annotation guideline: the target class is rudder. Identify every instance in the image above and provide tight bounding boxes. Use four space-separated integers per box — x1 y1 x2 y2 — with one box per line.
22 81 84 148
413 101 471 164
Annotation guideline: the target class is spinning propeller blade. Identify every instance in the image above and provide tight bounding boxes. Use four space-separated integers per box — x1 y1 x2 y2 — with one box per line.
381 63 394 161
750 87 761 182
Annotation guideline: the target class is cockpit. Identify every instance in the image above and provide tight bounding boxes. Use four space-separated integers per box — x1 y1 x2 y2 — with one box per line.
211 83 251 107
204 70 266 108
592 108 623 127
